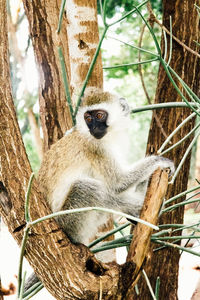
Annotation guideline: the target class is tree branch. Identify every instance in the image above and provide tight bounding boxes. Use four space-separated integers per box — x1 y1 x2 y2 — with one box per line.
121 169 169 298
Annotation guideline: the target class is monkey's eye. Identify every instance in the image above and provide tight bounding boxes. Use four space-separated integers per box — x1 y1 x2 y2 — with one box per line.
96 112 105 120
84 113 92 123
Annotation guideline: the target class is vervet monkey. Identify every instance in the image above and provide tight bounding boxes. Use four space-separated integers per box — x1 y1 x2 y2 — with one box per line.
38 88 174 246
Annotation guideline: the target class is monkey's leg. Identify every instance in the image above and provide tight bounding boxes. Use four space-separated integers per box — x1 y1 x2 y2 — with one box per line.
55 178 145 245
55 178 115 245
25 180 112 290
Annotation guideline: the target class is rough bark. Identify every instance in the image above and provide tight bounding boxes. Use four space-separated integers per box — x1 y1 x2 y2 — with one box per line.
132 1 200 299
65 0 103 101
27 108 43 161
22 0 103 151
22 0 73 151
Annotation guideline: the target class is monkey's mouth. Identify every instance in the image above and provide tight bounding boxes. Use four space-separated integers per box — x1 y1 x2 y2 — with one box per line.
90 130 107 139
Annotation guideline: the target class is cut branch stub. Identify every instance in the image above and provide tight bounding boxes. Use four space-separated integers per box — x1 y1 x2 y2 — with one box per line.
121 168 169 298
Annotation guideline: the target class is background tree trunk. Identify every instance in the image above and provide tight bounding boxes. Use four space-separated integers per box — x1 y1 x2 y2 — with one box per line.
8 9 44 161
27 108 43 161
22 0 104 150
65 0 103 101
22 0 73 151
133 1 200 299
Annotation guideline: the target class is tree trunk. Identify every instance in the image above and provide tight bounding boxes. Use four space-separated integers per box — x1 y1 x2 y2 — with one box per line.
132 1 200 299
22 0 104 151
65 0 103 101
22 0 73 151
8 11 43 161
27 108 43 161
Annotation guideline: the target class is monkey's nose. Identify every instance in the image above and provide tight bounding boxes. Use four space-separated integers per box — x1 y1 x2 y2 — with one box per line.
90 127 107 139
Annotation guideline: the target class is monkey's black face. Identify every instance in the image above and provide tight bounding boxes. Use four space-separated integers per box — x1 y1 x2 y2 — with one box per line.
84 110 108 139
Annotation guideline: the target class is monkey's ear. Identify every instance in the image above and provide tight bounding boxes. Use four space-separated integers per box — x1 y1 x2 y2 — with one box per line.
119 98 130 116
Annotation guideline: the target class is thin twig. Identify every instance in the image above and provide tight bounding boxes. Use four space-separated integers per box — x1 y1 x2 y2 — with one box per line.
138 25 149 101
58 47 75 125
155 277 160 300
160 58 200 117
153 240 200 257
17 226 31 298
159 121 200 156
102 0 109 25
30 206 159 231
169 127 200 184
88 222 131 248
103 58 159 69
142 269 157 300
152 235 200 241
19 271 27 300
57 0 67 33
22 282 43 299
107 35 158 57
131 102 198 114
18 172 35 297
162 197 200 213
146 1 155 28
158 111 198 154
164 184 200 206
154 16 200 59
169 66 200 104
109 0 148 27
166 16 172 66
23 283 44 300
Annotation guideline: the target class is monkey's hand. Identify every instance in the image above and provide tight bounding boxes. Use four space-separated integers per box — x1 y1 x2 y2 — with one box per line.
155 156 175 177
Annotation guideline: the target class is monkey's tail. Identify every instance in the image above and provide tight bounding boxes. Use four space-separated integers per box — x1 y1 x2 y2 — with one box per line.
23 272 40 293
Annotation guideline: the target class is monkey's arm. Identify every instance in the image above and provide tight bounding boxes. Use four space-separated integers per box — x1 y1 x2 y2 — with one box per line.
115 156 174 193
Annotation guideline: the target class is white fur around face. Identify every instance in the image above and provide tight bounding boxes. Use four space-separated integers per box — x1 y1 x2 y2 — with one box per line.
76 100 129 135
76 100 131 162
